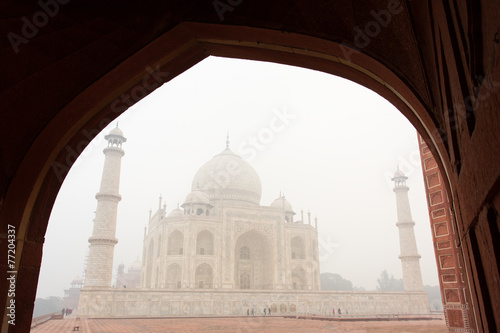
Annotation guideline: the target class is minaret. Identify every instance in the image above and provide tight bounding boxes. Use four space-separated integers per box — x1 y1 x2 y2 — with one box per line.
392 168 424 291
84 126 126 287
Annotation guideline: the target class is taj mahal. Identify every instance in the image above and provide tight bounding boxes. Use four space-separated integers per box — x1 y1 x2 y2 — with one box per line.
78 126 430 317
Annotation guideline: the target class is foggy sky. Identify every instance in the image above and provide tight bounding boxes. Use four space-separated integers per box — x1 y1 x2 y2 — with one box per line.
36 56 439 298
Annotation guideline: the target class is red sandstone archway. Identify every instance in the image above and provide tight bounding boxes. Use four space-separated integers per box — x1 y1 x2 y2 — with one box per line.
0 22 483 332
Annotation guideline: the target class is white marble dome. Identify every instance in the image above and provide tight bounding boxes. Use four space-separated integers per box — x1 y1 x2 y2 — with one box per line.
183 190 211 205
271 196 294 213
394 169 405 178
104 126 127 143
109 127 124 136
71 276 83 285
168 207 184 217
191 148 262 205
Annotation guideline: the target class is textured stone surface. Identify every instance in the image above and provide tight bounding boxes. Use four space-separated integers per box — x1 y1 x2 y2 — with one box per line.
85 130 126 288
392 171 425 291
78 289 430 317
418 135 473 332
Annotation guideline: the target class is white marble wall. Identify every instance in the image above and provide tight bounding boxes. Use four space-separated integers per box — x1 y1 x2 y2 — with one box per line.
78 289 430 317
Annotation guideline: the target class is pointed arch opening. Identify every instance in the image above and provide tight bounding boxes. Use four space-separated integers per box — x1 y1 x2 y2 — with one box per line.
157 234 162 257
195 263 213 289
235 229 273 290
168 230 184 255
292 267 307 290
145 240 155 288
196 230 214 255
165 263 182 289
291 236 306 259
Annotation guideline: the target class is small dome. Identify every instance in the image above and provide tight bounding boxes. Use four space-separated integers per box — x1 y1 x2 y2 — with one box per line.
271 196 294 213
71 276 83 284
183 190 211 206
104 126 127 142
168 207 184 218
393 169 407 179
109 127 124 136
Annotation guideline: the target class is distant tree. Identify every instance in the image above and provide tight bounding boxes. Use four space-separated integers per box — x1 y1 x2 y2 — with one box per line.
376 270 404 291
320 273 354 291
32 297 63 318
424 285 443 311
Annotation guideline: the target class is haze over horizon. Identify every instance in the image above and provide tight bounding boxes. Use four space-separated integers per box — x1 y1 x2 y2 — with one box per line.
36 56 440 299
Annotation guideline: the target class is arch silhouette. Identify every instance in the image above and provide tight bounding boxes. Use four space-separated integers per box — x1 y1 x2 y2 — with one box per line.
1 7 498 329
292 267 307 290
145 240 155 288
167 230 184 255
235 229 273 289
196 230 214 255
4 22 453 320
194 263 213 289
165 263 182 289
291 236 306 259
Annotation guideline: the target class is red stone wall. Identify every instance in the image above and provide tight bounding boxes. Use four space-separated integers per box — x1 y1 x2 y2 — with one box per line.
419 134 474 332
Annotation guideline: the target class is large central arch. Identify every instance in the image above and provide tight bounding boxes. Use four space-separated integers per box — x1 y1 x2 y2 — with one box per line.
235 229 273 290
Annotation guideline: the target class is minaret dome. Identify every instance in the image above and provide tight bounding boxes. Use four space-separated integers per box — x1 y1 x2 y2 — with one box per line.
392 168 408 186
105 125 127 147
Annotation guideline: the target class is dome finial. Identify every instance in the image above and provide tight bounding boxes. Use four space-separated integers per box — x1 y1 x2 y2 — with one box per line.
226 132 230 149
